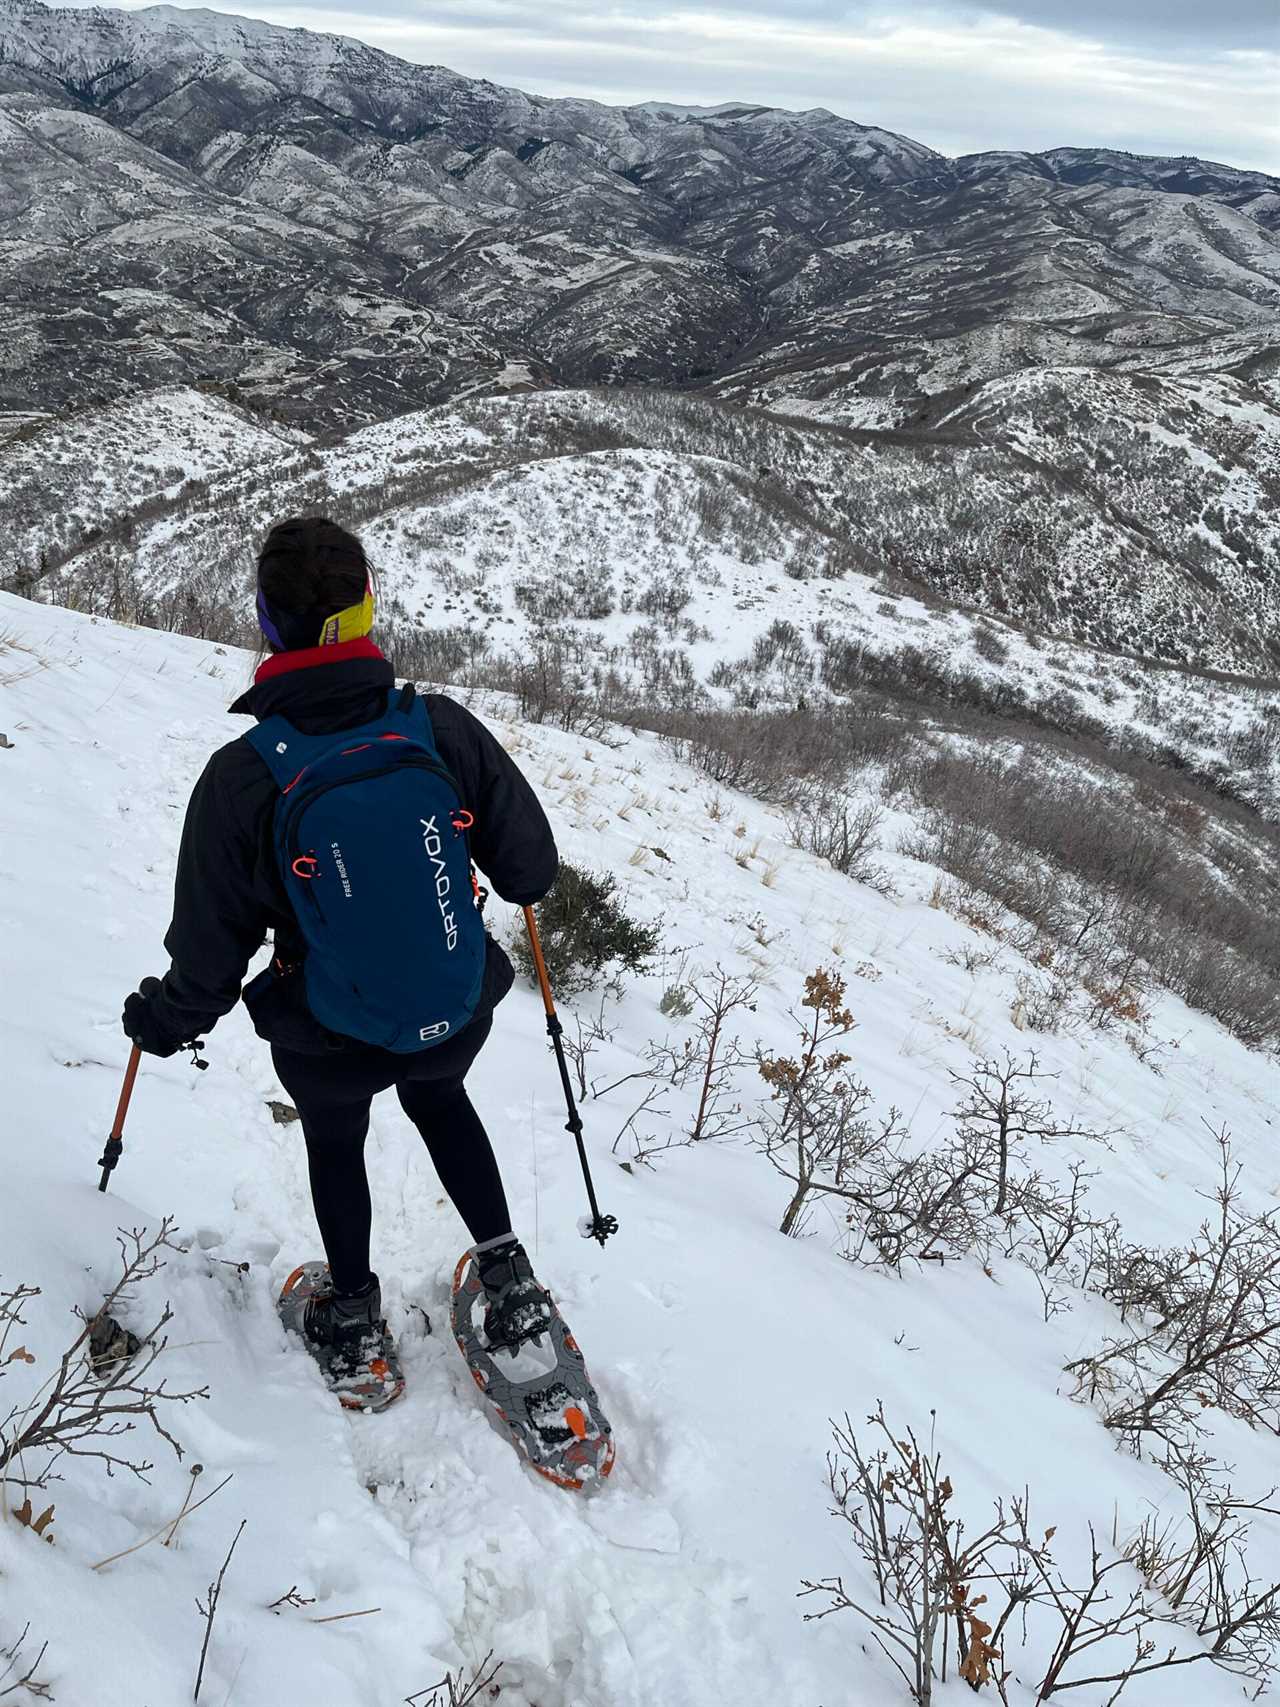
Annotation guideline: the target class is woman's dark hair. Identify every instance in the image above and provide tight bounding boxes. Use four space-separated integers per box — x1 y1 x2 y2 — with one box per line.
257 516 368 614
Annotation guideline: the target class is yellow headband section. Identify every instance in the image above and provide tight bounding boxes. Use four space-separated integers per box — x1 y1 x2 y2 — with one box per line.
318 584 375 646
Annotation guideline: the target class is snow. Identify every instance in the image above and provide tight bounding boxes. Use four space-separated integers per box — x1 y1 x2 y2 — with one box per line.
0 386 301 574
635 102 758 121
4 592 1280 1703
22 378 1278 788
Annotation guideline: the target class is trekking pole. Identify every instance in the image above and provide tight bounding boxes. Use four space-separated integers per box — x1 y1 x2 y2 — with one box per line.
98 1045 141 1192
522 905 618 1247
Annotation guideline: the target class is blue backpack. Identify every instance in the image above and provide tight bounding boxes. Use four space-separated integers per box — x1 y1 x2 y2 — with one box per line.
245 685 488 1052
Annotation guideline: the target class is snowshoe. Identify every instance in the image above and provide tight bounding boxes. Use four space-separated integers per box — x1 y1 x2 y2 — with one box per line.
278 1262 405 1413
451 1246 615 1490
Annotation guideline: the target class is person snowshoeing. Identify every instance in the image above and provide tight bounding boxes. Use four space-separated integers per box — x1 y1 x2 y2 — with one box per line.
121 517 564 1410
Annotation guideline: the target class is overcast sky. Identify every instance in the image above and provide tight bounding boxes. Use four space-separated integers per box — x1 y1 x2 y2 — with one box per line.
66 0 1280 172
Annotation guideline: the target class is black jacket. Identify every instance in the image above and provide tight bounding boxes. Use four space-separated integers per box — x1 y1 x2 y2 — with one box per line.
151 650 558 1054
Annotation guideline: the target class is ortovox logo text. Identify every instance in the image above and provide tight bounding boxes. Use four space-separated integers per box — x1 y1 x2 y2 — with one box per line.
420 817 458 951
419 1020 451 1041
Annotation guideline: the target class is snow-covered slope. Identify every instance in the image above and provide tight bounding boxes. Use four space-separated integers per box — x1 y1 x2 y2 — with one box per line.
4 594 1280 1704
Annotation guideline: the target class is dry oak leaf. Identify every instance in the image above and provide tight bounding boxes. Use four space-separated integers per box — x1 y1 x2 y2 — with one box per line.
12 1498 55 1542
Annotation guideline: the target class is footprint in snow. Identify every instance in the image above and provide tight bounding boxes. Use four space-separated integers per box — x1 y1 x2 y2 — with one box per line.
582 1489 681 1555
631 1277 681 1311
642 1217 678 1245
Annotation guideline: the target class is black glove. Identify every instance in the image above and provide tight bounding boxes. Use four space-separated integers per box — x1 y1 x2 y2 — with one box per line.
122 976 185 1059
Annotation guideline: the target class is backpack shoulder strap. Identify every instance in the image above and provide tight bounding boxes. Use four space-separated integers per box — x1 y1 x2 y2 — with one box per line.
243 715 335 790
389 683 445 761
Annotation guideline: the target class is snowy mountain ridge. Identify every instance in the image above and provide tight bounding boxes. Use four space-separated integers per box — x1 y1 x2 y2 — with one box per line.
0 0 1277 430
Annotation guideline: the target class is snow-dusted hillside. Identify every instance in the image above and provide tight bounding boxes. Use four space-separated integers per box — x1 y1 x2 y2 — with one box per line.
9 384 1280 806
1 386 303 577
0 0 1277 427
4 595 1280 1705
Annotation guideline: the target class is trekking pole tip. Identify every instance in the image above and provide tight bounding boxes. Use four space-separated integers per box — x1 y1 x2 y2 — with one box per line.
97 1137 123 1193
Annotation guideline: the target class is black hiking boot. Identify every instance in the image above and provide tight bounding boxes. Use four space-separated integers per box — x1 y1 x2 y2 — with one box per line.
302 1272 381 1368
277 1264 404 1412
476 1240 554 1350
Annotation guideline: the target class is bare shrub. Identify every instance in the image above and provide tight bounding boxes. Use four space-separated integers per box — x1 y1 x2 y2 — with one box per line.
949 1052 1103 1221
493 636 613 737
972 624 1010 665
635 578 691 620
757 986 1111 1270
406 1652 503 1707
997 1160 1119 1290
758 970 893 1238
1066 1129 1280 1451
645 966 758 1143
943 942 1002 974
603 1081 670 1166
1011 968 1073 1035
786 788 894 892
514 563 614 623
899 808 1003 884
803 1405 1029 1701
0 1624 53 1701
754 971 939 1258
928 877 1006 940
1122 1444 1280 1683
806 1406 1280 1703
1 1218 207 1493
1013 1513 1273 1700
387 621 490 688
560 992 619 1100
656 702 917 806
1081 965 1153 1035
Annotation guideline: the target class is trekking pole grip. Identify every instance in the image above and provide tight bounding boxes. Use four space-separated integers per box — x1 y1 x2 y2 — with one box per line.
98 1044 141 1193
522 906 618 1247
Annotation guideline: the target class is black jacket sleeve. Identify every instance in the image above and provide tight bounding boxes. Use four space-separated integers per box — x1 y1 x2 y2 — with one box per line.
154 751 271 1040
429 697 559 905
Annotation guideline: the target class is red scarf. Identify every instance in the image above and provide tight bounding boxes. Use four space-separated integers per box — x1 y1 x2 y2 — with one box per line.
254 637 385 684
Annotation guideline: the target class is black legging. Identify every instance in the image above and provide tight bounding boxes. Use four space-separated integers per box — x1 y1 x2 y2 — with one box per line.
272 1018 511 1294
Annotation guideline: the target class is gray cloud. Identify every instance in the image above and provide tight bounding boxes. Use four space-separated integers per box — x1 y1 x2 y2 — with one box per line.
240 0 1278 49
60 0 1280 171
957 0 1274 47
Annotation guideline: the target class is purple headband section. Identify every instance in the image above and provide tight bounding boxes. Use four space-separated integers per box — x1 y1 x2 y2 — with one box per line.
256 587 287 651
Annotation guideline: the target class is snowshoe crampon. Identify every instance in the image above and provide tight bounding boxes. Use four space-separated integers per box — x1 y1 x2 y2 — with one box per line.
451 1250 615 1490
278 1262 405 1414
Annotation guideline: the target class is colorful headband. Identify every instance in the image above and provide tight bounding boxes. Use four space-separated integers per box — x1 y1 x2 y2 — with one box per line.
257 579 374 651
317 583 374 646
